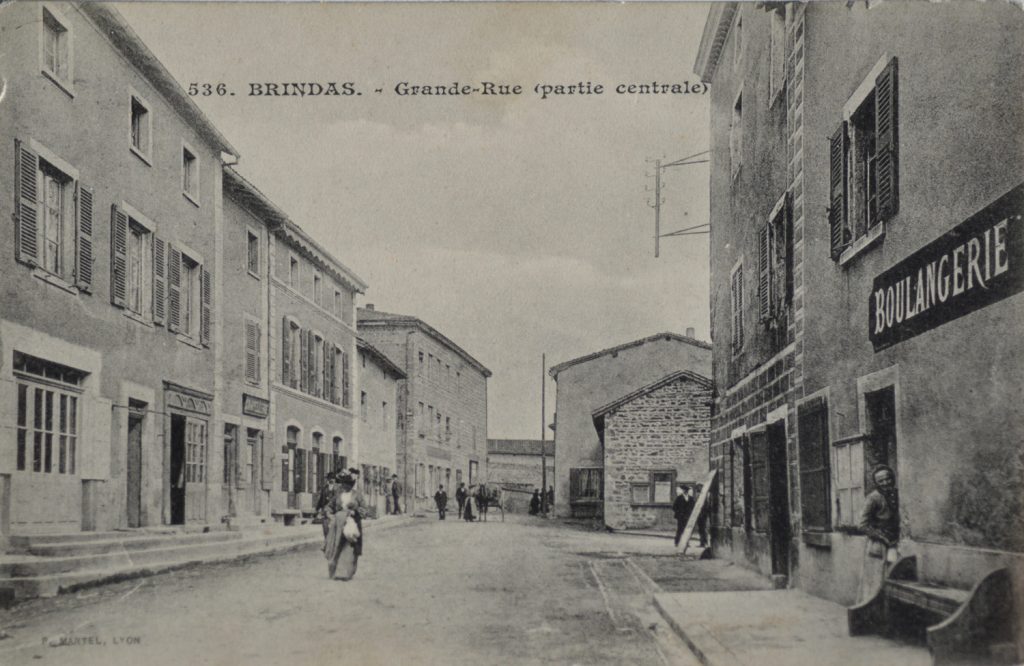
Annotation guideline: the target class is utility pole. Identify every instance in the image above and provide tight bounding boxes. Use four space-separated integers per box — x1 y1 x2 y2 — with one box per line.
540 353 548 515
647 150 711 257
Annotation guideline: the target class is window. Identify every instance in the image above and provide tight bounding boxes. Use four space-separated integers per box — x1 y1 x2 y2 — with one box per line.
797 396 831 532
284 427 298 492
282 318 301 388
245 317 261 384
314 333 324 397
730 91 743 178
830 57 899 261
289 255 300 289
418 403 425 435
243 428 258 488
126 219 152 317
417 463 425 496
247 230 260 276
768 9 786 105
428 354 434 381
436 358 442 381
629 471 676 505
569 468 603 503
833 436 866 528
630 484 651 505
184 418 207 484
41 7 71 88
341 349 350 407
758 193 793 346
130 95 152 163
334 290 342 318
418 351 425 376
456 371 461 394
382 401 388 430
169 249 210 345
360 391 368 421
40 162 69 276
182 145 199 203
730 262 744 354
313 272 323 307
436 411 442 440
427 406 434 435
445 417 450 443
180 255 198 337
311 432 323 495
14 351 84 474
469 460 478 485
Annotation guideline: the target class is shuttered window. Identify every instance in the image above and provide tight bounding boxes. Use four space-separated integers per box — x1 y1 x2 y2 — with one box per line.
341 349 351 407
797 397 831 532
153 236 166 325
244 318 261 384
830 57 898 262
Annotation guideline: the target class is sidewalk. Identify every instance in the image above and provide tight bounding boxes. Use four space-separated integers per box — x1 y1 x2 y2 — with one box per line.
654 588 931 666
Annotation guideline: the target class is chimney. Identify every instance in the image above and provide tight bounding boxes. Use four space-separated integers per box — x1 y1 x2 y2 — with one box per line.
686 327 695 338
366 303 375 311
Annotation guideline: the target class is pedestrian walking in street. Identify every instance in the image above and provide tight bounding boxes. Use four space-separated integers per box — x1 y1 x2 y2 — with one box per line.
455 482 467 517
463 484 477 521
546 485 554 513
316 472 338 544
857 465 900 602
434 485 448 520
529 489 541 515
391 474 401 515
324 473 365 581
672 485 695 547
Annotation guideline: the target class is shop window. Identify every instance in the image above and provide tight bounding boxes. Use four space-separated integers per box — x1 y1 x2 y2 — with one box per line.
830 57 899 262
798 396 832 532
14 351 84 474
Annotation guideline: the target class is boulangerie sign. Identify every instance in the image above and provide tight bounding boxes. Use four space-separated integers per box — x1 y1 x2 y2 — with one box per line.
869 183 1024 351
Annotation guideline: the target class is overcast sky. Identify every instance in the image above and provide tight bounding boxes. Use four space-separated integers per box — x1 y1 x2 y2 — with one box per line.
117 2 713 440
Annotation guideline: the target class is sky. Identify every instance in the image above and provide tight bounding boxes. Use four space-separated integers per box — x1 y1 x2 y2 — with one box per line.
116 2 714 440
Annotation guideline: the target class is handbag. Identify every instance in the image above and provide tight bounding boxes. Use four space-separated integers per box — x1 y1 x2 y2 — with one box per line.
342 515 360 543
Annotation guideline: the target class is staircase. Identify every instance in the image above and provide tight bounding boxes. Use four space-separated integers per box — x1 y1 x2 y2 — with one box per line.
849 555 1019 665
0 525 321 604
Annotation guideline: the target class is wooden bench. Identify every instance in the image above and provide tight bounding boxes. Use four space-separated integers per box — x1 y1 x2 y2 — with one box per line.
848 555 1018 665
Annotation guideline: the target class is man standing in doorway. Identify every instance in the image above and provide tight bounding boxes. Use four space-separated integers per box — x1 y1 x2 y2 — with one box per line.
858 465 900 602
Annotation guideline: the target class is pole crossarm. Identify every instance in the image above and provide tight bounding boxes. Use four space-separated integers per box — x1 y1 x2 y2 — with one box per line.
650 149 710 257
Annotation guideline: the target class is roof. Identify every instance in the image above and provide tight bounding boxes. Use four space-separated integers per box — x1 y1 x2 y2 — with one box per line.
487 439 554 456
357 338 407 380
693 3 739 83
80 5 238 157
223 168 368 293
592 370 713 420
549 332 711 379
357 308 492 378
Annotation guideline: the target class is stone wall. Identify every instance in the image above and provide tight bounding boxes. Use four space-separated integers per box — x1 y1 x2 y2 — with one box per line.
604 377 711 530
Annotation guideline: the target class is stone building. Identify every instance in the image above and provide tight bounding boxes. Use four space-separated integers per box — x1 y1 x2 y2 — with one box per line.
0 3 236 536
549 332 711 520
486 439 554 513
592 371 711 530
357 306 490 514
356 338 405 517
695 0 1024 635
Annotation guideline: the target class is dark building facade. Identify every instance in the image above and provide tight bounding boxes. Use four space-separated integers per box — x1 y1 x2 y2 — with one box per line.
696 1 1024 640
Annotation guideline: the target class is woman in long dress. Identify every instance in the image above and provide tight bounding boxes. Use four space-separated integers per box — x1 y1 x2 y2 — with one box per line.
324 474 363 580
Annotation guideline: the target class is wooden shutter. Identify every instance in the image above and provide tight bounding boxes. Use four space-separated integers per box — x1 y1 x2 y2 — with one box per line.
797 397 831 532
749 430 770 532
14 141 40 266
307 330 317 396
875 57 899 222
167 245 181 332
245 320 259 383
342 350 350 407
828 122 848 261
758 223 772 321
153 236 166 325
327 343 337 404
308 448 317 493
281 318 291 385
260 432 273 491
322 341 330 401
200 266 211 347
299 328 309 393
295 448 305 493
109 205 128 307
75 184 94 291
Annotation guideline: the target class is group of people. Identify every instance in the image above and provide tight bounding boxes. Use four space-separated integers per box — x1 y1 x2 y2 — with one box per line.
528 486 554 515
315 467 366 581
433 482 491 521
383 474 402 515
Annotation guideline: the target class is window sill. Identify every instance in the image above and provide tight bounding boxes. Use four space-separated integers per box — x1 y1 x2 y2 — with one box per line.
32 268 78 294
802 530 833 549
838 223 885 267
247 269 261 280
123 310 154 328
41 69 74 98
130 145 153 167
176 334 204 350
183 191 200 208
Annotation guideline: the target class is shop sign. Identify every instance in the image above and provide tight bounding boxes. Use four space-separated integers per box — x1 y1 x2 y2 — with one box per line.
870 183 1023 351
242 394 270 418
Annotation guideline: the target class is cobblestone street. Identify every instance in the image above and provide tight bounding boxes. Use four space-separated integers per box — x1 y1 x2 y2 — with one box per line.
0 516 774 666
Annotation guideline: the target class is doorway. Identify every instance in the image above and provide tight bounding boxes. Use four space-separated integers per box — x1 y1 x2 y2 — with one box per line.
126 402 145 528
767 422 791 578
865 387 898 488
170 415 186 525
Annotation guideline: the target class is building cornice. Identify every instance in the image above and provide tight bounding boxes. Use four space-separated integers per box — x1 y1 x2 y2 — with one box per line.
694 3 738 84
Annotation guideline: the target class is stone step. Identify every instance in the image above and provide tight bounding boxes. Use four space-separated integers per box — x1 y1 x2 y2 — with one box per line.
0 530 289 578
20 530 243 558
0 529 322 601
